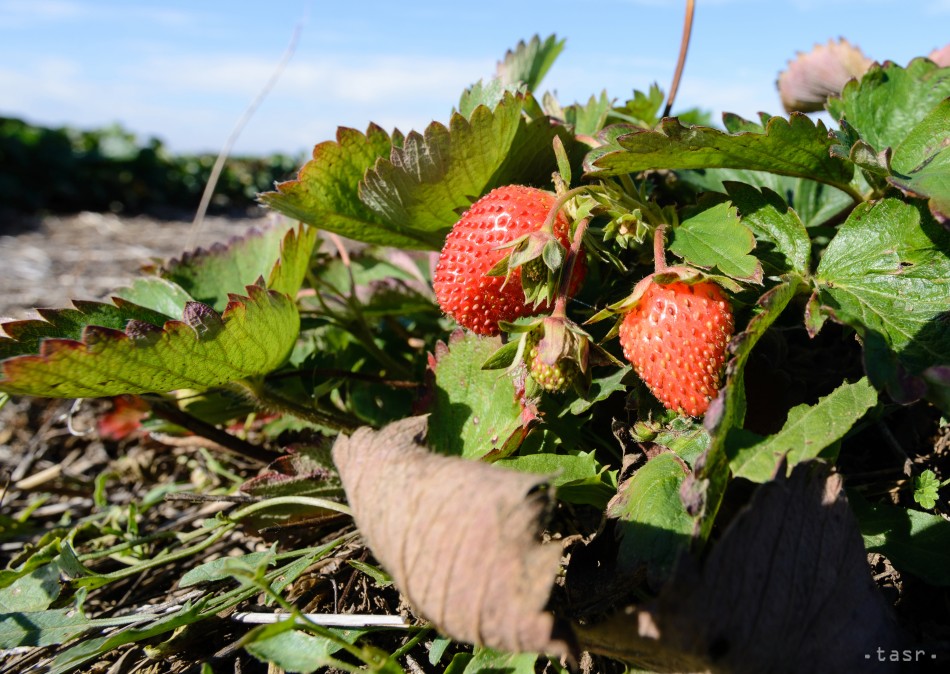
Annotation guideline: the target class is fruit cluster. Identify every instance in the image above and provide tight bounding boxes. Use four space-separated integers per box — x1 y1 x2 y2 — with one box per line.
433 184 735 417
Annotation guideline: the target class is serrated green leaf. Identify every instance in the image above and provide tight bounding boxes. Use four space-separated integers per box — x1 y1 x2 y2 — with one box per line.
609 453 693 580
563 91 612 136
679 169 853 229
653 420 710 468
586 114 855 193
260 125 427 248
566 365 630 415
826 59 950 155
850 491 950 586
495 451 614 508
158 224 316 311
358 94 574 247
727 378 877 482
914 470 941 510
670 201 762 282
722 112 764 134
694 277 804 540
426 332 527 459
723 182 811 275
113 277 193 318
889 98 950 222
610 84 665 127
496 34 565 92
458 78 523 120
0 301 172 360
815 198 950 375
0 286 299 398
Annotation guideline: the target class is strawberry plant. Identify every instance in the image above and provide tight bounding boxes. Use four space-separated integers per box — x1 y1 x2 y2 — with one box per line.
2 10 950 674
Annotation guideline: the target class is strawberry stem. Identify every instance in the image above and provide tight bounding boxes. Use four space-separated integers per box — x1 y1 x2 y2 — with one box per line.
663 0 695 118
654 224 669 274
553 216 590 318
541 186 587 234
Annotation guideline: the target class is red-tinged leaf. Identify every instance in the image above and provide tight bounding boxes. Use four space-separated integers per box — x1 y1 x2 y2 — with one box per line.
0 286 299 398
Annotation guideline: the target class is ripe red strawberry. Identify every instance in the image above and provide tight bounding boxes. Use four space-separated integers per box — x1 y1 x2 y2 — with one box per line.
433 185 584 336
618 280 734 417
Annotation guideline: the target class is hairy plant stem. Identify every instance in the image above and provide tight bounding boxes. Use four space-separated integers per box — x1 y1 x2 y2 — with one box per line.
653 224 670 273
541 186 589 234
148 399 275 464
230 379 363 433
663 0 695 118
553 217 591 319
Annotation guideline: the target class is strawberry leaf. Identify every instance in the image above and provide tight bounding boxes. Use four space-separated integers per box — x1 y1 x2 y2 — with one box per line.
259 125 423 248
608 452 694 581
359 93 576 248
585 114 855 193
669 201 762 282
723 182 811 275
495 450 615 508
680 169 853 229
609 84 665 128
850 491 950 586
826 59 950 156
0 301 172 360
496 34 565 92
561 91 613 136
458 78 522 120
112 277 193 318
690 277 804 540
424 331 528 460
888 98 950 223
123 224 315 313
0 286 298 398
727 378 877 482
814 199 950 378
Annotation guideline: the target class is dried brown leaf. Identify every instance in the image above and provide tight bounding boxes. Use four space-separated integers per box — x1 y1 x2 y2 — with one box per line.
929 43 950 67
778 39 873 113
332 416 568 656
575 461 900 673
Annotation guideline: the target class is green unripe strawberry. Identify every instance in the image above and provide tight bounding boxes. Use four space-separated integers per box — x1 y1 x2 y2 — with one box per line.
527 342 578 393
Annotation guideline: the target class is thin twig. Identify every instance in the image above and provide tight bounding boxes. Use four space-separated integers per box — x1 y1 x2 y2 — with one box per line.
663 0 696 118
164 492 259 504
232 612 408 628
148 400 275 464
188 21 303 248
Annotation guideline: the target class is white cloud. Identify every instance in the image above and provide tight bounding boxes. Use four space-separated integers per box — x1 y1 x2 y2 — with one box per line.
129 53 491 104
0 48 498 154
0 0 84 24
0 0 197 27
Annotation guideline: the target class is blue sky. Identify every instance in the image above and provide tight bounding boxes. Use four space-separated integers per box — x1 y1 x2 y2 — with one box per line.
1 0 947 156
